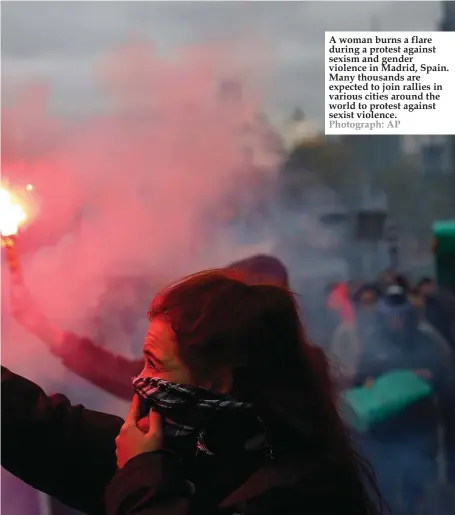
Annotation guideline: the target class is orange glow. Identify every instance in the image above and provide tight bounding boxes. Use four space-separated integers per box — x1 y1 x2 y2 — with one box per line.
0 187 27 236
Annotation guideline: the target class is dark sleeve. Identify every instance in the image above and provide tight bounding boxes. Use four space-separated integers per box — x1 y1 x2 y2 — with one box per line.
230 485 308 515
105 451 192 515
1 366 123 514
54 332 142 400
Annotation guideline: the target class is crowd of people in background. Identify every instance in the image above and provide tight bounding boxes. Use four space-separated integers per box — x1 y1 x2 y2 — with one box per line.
324 272 455 382
316 270 455 515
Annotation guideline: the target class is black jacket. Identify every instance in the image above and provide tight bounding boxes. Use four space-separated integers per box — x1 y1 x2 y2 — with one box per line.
1 367 310 515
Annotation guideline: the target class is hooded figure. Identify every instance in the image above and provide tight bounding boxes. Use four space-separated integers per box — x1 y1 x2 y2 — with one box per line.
227 254 289 287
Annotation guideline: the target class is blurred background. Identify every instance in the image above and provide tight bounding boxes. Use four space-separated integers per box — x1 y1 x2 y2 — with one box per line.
1 2 454 514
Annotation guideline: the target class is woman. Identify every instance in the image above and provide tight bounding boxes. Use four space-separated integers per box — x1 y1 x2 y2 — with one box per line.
104 269 384 515
2 269 382 515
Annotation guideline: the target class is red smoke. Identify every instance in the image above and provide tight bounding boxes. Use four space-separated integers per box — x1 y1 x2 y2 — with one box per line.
1 38 279 387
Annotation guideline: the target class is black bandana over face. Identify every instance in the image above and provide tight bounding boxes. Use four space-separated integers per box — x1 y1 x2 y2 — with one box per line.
132 376 272 458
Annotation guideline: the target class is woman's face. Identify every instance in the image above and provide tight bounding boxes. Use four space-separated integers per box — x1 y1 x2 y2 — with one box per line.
140 317 195 385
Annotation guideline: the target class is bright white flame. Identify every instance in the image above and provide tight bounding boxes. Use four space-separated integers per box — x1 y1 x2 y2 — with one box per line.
26 184 34 191
0 188 27 236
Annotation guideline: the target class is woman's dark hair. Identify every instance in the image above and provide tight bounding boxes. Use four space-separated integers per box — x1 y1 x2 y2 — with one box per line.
148 269 383 514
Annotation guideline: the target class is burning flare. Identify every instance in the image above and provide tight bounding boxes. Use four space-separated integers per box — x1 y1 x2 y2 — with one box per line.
0 187 27 236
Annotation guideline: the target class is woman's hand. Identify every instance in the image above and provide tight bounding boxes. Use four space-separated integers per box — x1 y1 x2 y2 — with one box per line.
115 395 164 469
